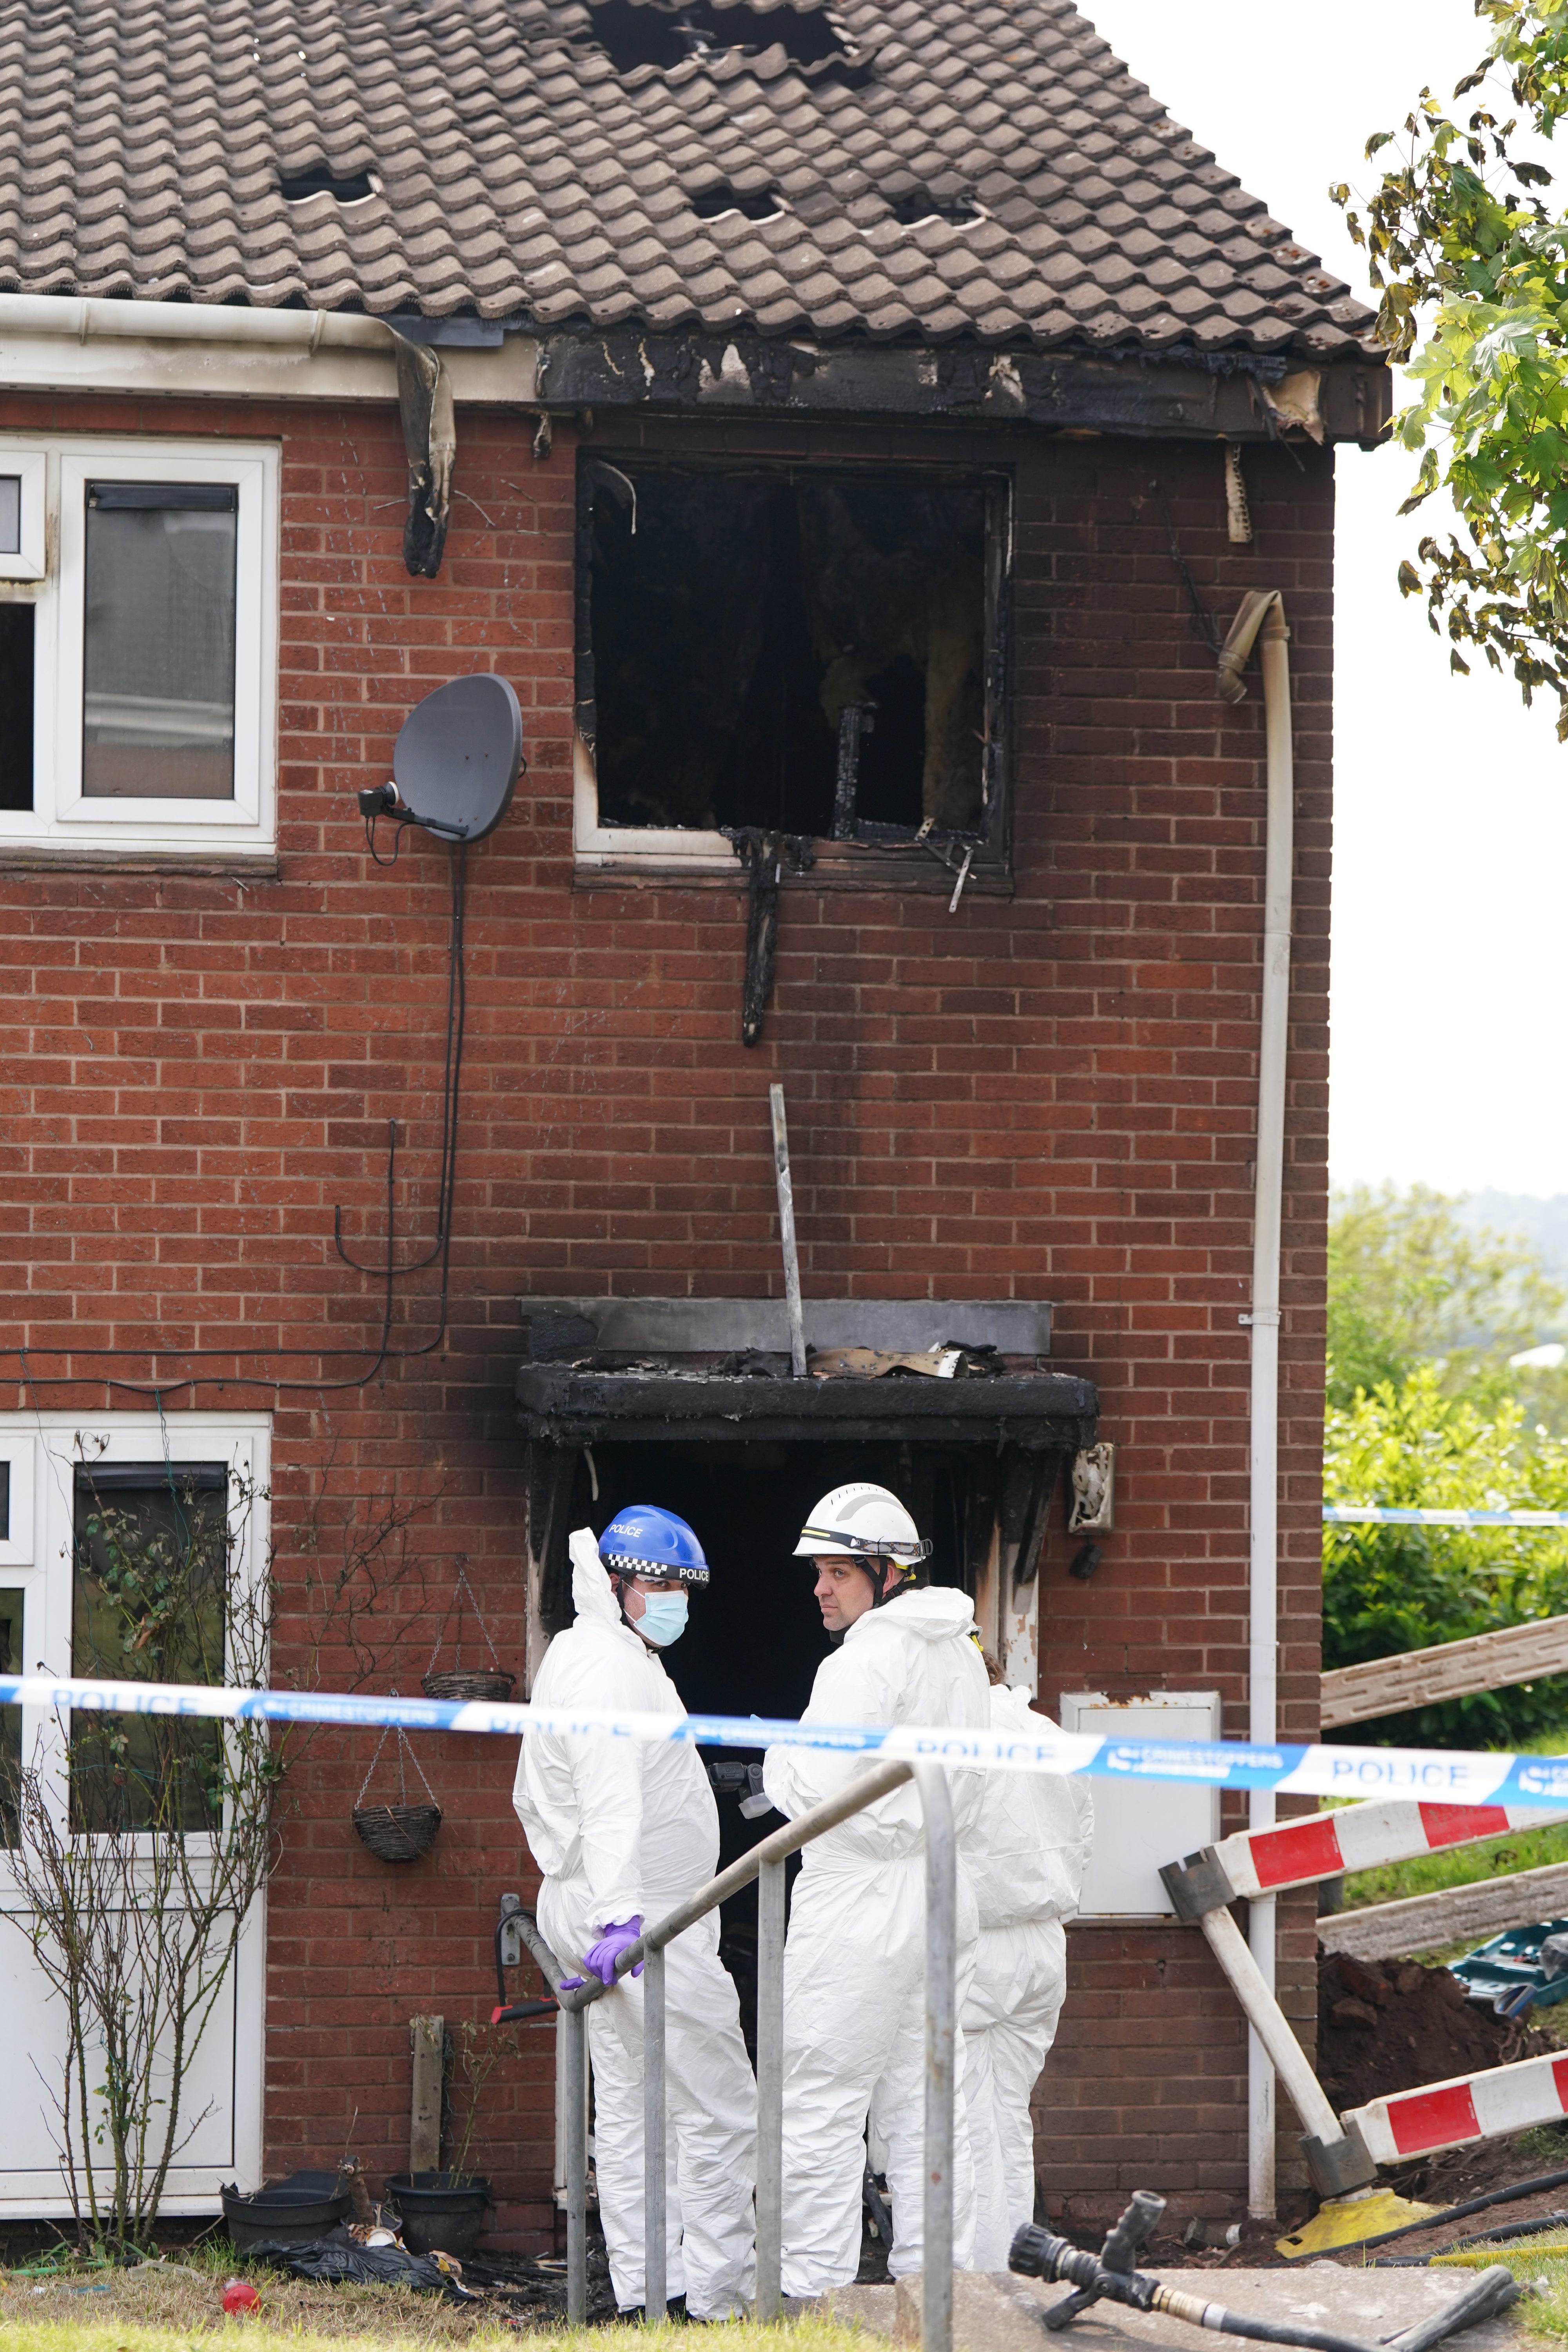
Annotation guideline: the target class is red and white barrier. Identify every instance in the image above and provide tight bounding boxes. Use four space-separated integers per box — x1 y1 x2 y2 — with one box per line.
1159 1794 1568 2207
1346 2049 1568 2165
1200 1798 1568 1903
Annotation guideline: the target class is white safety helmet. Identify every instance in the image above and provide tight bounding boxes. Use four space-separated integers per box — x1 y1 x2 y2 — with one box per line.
793 1483 931 1573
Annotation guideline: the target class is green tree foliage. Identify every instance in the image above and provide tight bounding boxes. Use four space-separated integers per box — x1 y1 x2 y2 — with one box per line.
1334 1 1568 728
1325 1185 1568 1740
1325 1365 1568 1741
1328 1181 1564 1405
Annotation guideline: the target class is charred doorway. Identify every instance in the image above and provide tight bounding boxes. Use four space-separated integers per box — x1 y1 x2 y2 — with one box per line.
532 1434 1067 2065
517 1299 1098 2061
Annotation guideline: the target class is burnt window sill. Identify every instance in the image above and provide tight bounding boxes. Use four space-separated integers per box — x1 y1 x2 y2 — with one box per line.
572 736 1009 893
573 845 1011 895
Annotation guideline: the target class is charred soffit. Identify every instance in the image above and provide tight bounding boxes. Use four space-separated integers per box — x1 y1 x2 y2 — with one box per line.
515 1297 1098 1451
535 330 1391 446
517 1360 1098 1448
517 1301 1097 1626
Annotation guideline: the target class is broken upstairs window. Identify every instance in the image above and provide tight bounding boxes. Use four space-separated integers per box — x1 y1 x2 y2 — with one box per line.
578 459 1006 853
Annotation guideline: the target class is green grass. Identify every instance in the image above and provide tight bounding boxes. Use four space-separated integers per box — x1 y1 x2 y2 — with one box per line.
1340 1818 1568 1912
0 2284 880 2350
0 2321 878 2352
1504 2254 1568 2337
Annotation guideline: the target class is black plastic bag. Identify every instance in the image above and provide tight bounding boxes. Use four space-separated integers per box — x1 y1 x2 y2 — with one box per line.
245 2229 477 2300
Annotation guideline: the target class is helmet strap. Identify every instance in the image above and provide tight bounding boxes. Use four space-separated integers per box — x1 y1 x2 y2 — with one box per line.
866 1557 908 1608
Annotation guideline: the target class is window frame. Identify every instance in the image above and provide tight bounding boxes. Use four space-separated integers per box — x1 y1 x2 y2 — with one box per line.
0 1430 34 1569
0 449 47 583
572 452 1013 887
0 435 279 856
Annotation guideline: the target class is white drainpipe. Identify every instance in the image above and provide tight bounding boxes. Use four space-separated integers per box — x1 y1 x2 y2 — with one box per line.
1217 589 1294 2218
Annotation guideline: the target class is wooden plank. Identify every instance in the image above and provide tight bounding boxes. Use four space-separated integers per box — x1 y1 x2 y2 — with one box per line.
1320 1613 1568 1729
409 2012 444 2173
1320 1858 1568 1963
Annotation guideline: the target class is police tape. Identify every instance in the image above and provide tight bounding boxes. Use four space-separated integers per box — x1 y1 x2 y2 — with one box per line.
1325 1505 1568 1528
4 1671 1568 1808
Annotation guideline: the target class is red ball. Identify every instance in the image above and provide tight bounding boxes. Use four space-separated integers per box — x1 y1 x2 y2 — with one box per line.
222 2280 260 2316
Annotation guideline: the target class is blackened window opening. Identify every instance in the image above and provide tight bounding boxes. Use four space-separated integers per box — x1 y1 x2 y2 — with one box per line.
584 461 993 841
0 603 35 812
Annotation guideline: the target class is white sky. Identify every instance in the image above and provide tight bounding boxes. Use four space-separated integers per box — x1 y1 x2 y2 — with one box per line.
1084 2 1568 1198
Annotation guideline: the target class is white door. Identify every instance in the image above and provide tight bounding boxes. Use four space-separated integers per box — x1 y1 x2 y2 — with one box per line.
0 1412 267 2216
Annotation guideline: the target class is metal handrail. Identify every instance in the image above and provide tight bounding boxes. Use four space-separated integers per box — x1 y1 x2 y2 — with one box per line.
517 1754 958 2352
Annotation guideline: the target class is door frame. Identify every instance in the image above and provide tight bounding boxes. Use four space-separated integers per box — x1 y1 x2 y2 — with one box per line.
0 1410 269 2214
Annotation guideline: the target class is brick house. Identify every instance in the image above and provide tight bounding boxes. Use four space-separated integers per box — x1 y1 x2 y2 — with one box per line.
0 0 1387 2244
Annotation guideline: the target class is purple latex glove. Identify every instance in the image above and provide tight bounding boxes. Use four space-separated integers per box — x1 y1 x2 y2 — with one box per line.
583 1916 644 1987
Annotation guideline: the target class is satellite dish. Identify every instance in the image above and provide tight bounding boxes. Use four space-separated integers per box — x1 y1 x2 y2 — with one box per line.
388 673 523 843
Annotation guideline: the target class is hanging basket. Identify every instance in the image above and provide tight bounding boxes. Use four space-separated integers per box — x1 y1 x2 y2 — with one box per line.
352 1801 443 1864
421 1667 516 1702
352 1714 442 1865
421 1564 514 1703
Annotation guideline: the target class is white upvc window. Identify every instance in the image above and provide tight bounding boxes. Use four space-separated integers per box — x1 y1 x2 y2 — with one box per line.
0 436 278 857
0 1412 269 2214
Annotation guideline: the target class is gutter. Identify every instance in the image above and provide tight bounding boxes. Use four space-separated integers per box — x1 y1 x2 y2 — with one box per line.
0 291 540 408
0 293 396 352
0 293 543 574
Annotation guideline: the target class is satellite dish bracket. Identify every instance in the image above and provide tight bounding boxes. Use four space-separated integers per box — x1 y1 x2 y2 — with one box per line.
356 779 470 840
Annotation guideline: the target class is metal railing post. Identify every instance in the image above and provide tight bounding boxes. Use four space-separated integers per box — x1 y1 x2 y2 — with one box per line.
565 2001 588 2323
515 1912 590 2323
755 1854 786 2319
644 1942 668 2319
915 1762 956 2352
516 1760 916 2332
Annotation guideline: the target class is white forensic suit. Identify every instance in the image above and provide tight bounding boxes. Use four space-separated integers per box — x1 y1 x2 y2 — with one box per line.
512 1530 757 2319
762 1584 990 2296
962 1682 1094 2272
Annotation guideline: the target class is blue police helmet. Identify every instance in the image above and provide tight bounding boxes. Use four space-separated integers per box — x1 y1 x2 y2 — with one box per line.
599 1504 710 1587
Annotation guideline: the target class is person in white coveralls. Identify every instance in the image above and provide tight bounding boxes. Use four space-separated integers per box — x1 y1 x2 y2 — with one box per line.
511 1505 756 2321
961 1655 1094 2271
762 1481 990 2298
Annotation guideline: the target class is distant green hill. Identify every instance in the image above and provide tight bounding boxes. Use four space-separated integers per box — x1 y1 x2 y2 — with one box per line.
1458 1191 1568 1283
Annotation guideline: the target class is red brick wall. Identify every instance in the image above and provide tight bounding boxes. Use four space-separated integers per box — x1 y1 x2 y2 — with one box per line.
0 388 1332 2236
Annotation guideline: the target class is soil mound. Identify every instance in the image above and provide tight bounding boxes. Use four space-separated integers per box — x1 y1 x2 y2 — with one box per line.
1317 1946 1552 2113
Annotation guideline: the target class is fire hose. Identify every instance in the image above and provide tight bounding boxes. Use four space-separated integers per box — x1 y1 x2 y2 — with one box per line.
1009 2195 1519 2352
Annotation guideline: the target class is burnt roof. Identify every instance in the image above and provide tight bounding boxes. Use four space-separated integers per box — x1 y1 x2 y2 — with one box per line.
0 0 1378 361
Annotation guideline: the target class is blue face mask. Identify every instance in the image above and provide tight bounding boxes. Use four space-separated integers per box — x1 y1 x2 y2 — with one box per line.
635 1588 689 1648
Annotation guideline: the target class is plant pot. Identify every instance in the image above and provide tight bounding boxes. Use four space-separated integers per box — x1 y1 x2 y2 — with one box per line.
384 2170 492 2261
221 2176 351 2250
421 1669 516 1703
352 1801 441 1862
